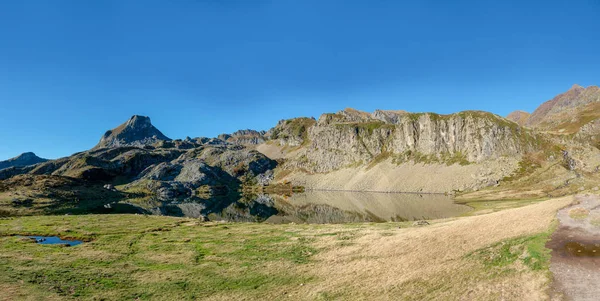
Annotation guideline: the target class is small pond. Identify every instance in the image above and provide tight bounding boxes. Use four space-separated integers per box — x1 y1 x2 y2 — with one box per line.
27 236 83 246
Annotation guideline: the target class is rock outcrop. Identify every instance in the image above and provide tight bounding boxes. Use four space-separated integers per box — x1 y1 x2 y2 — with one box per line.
218 129 266 145
264 117 316 147
95 115 171 149
0 152 48 170
270 109 541 173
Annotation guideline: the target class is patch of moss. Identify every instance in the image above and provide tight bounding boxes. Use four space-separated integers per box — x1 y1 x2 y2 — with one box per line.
467 232 553 272
501 155 542 183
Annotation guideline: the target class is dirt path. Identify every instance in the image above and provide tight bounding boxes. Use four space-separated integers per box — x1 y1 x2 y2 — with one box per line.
547 194 600 301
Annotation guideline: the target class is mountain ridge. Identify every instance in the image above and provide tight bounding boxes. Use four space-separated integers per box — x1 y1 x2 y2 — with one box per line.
0 152 48 170
525 84 600 131
3 84 600 215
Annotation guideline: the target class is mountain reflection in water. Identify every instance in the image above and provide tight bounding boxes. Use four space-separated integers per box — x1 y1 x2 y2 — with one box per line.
110 190 470 223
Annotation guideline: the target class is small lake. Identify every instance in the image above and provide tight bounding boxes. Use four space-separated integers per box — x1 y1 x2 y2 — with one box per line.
28 236 83 246
110 191 471 223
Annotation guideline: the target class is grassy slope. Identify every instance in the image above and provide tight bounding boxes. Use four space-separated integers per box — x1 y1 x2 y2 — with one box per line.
0 196 572 300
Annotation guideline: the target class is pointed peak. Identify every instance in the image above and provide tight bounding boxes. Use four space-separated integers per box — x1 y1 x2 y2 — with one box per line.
506 110 530 116
126 115 152 127
129 115 150 122
95 115 171 149
570 84 584 90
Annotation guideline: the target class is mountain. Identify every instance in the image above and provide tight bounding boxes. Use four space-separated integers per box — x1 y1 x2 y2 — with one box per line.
0 152 47 170
262 108 546 193
506 110 530 126
6 85 600 216
0 115 276 215
95 115 171 149
525 84 600 133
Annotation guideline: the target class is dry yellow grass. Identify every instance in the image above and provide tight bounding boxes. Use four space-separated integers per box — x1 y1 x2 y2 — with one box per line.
283 196 573 300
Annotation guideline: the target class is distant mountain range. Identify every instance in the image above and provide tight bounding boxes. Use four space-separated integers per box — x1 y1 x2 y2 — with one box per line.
2 84 600 216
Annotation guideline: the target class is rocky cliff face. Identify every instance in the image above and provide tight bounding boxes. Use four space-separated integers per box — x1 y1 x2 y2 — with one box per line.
265 118 316 147
218 129 266 145
95 115 171 149
270 109 541 173
0 152 47 170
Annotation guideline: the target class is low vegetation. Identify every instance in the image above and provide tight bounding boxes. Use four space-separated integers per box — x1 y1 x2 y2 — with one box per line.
270 118 316 145
0 196 571 300
568 207 590 220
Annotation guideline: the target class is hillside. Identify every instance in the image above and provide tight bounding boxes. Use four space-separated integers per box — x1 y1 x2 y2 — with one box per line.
0 152 47 170
525 84 600 133
506 110 530 126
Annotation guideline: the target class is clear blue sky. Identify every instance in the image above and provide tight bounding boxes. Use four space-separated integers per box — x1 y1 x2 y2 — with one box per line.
1 0 599 160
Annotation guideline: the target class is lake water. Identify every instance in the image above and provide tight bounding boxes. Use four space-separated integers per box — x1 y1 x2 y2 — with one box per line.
114 191 471 223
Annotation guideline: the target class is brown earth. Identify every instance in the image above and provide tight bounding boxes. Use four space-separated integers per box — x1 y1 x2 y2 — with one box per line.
547 195 600 301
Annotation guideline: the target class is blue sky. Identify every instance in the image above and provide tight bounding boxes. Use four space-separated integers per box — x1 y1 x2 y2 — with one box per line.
0 0 599 160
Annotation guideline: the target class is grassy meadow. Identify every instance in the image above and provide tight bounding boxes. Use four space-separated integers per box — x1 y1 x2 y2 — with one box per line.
0 196 572 300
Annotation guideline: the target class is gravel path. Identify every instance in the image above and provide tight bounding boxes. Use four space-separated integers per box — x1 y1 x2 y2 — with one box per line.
548 194 600 301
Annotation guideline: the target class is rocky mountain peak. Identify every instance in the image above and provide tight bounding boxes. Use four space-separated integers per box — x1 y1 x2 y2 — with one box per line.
0 152 48 170
18 152 38 159
127 115 153 128
506 110 531 126
94 115 171 149
570 84 584 91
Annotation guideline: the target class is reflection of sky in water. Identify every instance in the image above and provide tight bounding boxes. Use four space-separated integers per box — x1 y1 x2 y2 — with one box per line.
125 192 470 223
283 191 471 221
28 236 83 246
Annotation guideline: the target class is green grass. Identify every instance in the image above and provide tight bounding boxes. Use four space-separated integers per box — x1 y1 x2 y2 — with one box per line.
0 216 422 300
500 156 542 183
0 205 561 300
0 215 323 300
467 231 554 273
